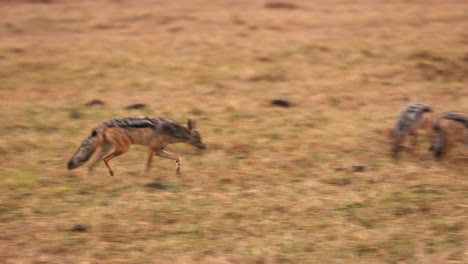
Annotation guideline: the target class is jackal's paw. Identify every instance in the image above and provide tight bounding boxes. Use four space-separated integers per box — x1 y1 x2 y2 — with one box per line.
109 171 114 176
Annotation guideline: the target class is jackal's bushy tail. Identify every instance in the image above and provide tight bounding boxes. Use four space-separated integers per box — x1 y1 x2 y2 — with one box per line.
67 130 99 170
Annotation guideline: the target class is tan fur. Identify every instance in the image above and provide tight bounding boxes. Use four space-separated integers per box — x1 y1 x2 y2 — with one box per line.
432 119 467 159
408 112 434 152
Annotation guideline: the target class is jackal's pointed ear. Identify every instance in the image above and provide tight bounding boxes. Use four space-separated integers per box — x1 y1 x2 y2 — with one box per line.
187 117 197 130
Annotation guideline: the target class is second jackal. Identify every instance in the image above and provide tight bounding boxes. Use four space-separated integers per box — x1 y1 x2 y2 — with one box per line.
431 112 468 159
67 117 206 176
390 102 433 159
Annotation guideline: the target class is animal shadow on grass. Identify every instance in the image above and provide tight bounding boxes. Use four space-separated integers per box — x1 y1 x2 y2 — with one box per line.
84 99 105 107
144 182 172 190
69 224 87 232
271 99 292 108
264 2 299 10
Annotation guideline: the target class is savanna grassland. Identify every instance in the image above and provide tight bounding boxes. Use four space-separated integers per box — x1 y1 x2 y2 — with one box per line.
1 0 468 263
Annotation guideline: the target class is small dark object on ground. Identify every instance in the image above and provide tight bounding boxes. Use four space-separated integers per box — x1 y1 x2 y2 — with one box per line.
125 103 147 110
144 183 170 190
335 166 366 173
84 99 105 107
256 56 274 62
168 27 183 33
70 224 87 232
265 2 299 9
9 48 25 53
271 99 292 108
351 166 366 172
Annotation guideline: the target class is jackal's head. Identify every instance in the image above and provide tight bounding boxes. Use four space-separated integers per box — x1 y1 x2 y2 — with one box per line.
187 118 206 150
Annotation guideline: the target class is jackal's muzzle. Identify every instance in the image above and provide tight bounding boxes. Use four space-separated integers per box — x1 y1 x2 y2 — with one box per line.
197 143 206 150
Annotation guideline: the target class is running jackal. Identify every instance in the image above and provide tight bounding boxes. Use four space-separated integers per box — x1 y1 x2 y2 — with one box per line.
431 112 468 159
67 117 206 176
390 102 433 159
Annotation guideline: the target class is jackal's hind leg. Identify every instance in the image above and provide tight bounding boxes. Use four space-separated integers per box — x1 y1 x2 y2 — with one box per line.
156 150 181 174
428 132 436 152
422 116 435 152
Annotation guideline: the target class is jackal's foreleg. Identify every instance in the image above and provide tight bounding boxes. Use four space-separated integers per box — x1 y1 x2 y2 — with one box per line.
87 143 111 176
102 146 128 176
391 135 405 159
408 131 418 153
156 149 181 174
144 148 155 177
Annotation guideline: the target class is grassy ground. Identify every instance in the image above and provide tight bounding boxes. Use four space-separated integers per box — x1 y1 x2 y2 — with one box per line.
1 0 467 263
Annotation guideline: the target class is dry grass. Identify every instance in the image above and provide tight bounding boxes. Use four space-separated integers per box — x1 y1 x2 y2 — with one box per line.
1 0 467 263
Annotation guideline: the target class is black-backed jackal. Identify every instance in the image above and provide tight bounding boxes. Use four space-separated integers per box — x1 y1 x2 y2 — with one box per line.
390 102 433 159
431 112 468 159
67 117 206 176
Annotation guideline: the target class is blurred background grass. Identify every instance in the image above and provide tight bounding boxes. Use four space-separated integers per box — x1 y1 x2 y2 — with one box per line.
0 0 467 263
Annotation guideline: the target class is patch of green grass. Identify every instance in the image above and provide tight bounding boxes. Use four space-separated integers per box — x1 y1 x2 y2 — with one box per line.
328 96 340 107
355 245 378 256
2 171 39 187
68 109 83 119
336 202 364 211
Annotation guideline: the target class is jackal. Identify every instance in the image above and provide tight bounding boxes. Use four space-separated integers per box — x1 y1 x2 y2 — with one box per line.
431 112 468 159
67 117 206 176
390 102 433 159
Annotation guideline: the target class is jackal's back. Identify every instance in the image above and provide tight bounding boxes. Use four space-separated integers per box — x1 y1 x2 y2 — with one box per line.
67 117 158 170
432 112 468 159
102 117 157 129
437 112 468 128
102 116 192 140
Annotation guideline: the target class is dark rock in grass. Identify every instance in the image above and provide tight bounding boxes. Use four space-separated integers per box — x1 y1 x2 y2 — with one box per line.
9 47 25 53
265 2 299 9
247 73 287 82
84 99 105 107
334 166 366 173
271 99 292 108
70 224 87 232
125 103 147 110
351 166 366 172
255 56 274 62
168 27 184 33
